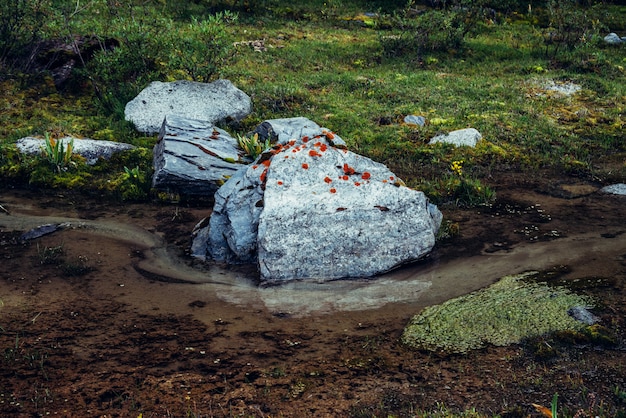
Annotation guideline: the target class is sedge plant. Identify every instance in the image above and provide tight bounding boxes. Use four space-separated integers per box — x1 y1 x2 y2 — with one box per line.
40 133 74 173
237 133 271 161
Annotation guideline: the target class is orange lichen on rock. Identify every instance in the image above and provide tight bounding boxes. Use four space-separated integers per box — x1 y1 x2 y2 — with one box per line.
330 188 336 193
324 176 333 184
302 163 309 169
361 172 371 180
309 150 321 157
343 163 355 175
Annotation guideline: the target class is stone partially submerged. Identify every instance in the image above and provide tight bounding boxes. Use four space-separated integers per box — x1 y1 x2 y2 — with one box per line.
193 117 442 284
152 115 245 196
125 79 252 134
601 183 626 195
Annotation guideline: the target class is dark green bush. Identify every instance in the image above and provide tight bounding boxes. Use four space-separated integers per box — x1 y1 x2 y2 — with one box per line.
379 0 484 59
0 0 52 76
166 12 237 83
81 7 236 117
542 0 607 61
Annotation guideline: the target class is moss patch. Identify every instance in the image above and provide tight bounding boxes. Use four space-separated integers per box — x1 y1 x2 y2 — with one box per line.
402 272 594 353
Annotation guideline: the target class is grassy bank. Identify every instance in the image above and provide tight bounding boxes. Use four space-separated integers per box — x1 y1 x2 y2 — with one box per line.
1 1 624 203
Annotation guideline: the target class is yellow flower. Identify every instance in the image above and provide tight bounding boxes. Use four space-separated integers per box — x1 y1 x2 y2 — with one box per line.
450 160 463 176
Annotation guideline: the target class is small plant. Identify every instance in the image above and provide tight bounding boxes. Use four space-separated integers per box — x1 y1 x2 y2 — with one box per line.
62 255 95 277
436 219 460 240
443 160 496 207
40 133 74 173
37 243 65 265
124 165 141 180
117 166 150 201
237 133 271 161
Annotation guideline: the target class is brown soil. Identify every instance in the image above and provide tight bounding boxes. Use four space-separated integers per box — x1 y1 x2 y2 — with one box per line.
1 169 625 418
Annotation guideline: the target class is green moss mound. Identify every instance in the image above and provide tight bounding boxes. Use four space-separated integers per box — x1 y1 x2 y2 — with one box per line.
402 272 593 353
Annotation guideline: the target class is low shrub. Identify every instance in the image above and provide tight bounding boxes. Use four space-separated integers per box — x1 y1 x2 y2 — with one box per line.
0 0 50 76
379 0 486 60
542 0 607 64
78 6 236 117
166 12 237 83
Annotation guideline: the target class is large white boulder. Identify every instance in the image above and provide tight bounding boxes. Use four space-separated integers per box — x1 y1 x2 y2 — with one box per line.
193 117 442 284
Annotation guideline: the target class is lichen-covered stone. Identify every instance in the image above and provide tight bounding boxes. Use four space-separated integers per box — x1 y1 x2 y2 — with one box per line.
258 139 440 283
194 118 442 283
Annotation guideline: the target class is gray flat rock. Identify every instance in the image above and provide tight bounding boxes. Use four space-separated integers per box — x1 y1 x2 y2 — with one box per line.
16 137 135 165
125 79 252 134
152 115 246 197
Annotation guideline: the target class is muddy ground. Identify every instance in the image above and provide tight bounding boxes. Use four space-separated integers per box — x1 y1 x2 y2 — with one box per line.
0 169 625 417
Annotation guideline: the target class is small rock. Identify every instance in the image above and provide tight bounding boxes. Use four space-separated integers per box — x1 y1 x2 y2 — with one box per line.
20 224 62 241
252 117 346 148
429 128 482 147
604 32 624 45
542 80 582 96
567 306 598 325
403 115 426 127
601 183 626 195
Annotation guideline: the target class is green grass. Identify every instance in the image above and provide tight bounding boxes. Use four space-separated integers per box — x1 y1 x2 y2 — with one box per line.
0 2 624 201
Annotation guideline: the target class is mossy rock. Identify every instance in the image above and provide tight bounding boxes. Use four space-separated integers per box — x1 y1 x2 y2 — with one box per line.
402 272 594 353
